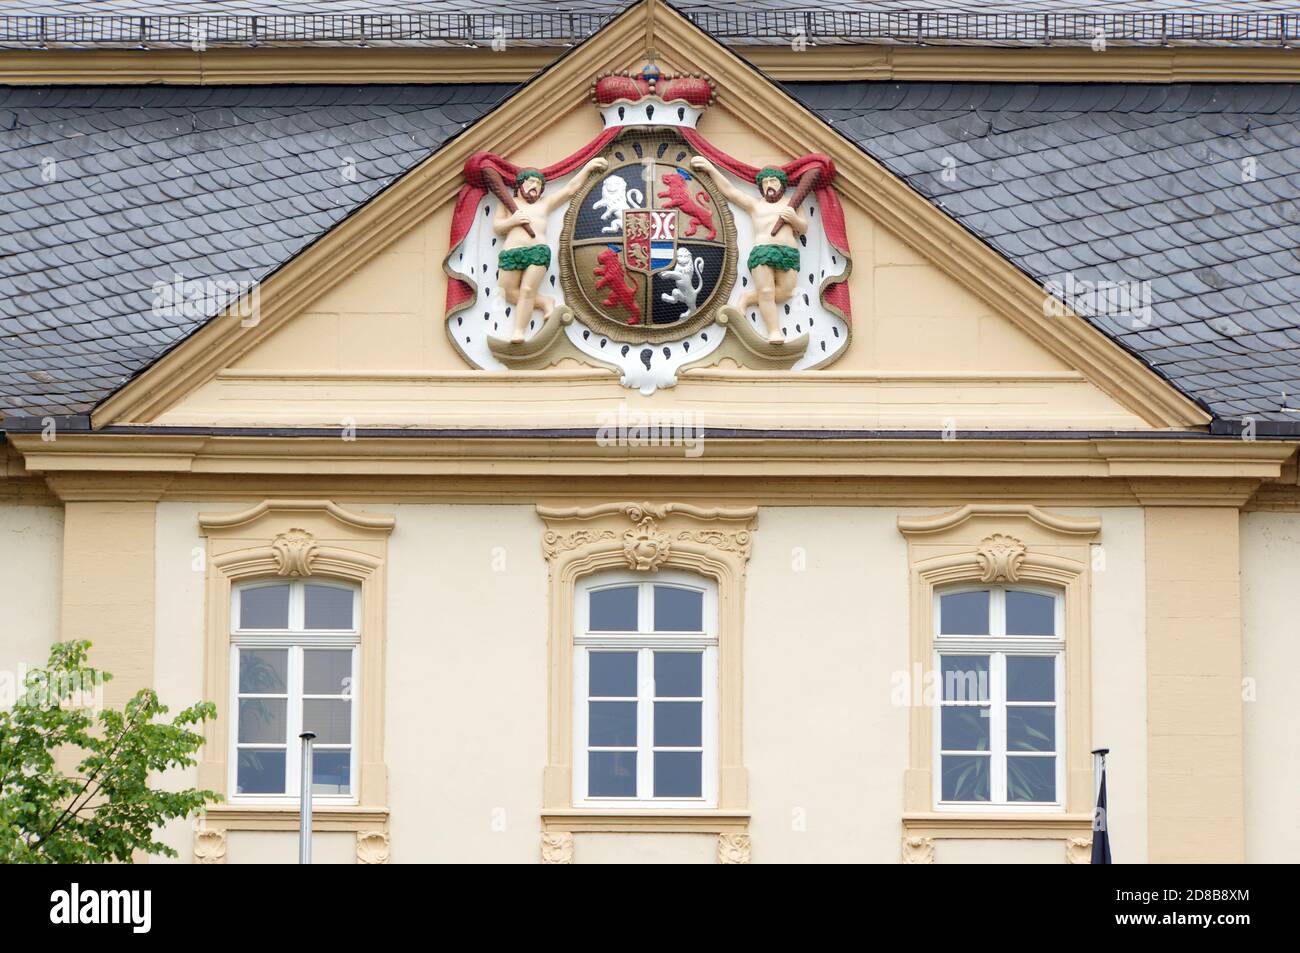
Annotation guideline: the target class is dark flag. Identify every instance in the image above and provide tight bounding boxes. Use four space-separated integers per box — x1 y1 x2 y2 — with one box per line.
1091 747 1112 864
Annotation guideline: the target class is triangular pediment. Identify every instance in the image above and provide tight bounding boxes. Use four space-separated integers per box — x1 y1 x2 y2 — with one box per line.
95 0 1208 433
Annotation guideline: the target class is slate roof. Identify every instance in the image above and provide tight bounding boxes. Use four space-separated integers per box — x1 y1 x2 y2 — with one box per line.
0 84 512 417
792 81 1300 423
3 74 1300 426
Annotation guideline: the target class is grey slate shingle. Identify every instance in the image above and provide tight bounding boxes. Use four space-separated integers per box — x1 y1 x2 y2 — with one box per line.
4 78 1300 424
0 83 512 416
793 80 1300 421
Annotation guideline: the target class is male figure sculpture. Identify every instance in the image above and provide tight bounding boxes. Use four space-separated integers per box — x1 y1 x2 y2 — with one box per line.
494 159 607 342
689 157 806 343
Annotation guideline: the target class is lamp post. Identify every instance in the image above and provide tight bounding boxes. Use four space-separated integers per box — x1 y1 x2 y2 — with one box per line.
299 730 316 865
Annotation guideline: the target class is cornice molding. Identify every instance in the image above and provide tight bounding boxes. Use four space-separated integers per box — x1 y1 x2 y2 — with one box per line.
4 45 1296 87
201 806 388 833
898 503 1102 538
85 0 1210 431
540 810 750 835
198 498 395 535
743 45 1300 84
0 46 557 85
13 435 1294 491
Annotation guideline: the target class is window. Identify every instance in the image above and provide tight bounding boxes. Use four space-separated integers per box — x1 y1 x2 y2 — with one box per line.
573 570 718 808
933 585 1063 809
230 579 359 802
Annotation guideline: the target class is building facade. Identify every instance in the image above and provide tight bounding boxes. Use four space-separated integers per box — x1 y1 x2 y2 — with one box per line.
2 0 1300 864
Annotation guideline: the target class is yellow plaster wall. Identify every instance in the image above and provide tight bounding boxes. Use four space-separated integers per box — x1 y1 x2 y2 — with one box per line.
151 502 208 864
141 499 1153 862
61 502 156 710
745 505 910 862
0 502 63 692
1076 505 1148 864
1144 507 1244 863
1239 511 1300 864
155 97 1146 432
377 503 548 863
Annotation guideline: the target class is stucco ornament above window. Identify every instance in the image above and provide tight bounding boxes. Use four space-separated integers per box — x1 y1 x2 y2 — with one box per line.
443 63 852 393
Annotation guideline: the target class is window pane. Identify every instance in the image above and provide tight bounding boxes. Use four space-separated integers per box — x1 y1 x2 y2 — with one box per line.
940 655 989 702
1007 656 1055 701
304 649 352 696
654 651 702 697
239 585 289 629
940 705 990 751
303 699 351 745
589 751 636 797
654 701 702 747
1008 706 1056 752
1008 755 1056 802
939 590 989 635
304 584 354 630
653 586 703 632
1006 590 1055 636
238 648 287 694
653 751 702 798
589 701 637 747
589 651 637 697
312 750 351 796
236 749 286 794
589 586 638 631
941 754 990 802
237 698 287 743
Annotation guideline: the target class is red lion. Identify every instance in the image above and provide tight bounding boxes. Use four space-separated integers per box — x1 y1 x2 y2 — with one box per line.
658 172 715 241
594 248 642 325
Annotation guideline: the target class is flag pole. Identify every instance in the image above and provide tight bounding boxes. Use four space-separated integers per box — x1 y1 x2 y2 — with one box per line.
1090 747 1112 864
299 730 316 865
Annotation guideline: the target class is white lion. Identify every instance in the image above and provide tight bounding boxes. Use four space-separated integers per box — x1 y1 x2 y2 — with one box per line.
660 247 705 319
592 174 643 234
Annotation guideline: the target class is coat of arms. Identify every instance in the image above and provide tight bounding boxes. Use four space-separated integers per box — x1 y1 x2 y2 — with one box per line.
561 131 736 342
443 63 853 393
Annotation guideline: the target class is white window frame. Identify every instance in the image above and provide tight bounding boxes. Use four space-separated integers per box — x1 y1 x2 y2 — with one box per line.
228 578 361 806
931 583 1065 813
573 569 719 809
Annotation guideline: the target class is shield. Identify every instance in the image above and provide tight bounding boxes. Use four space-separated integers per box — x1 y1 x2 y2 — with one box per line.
561 133 737 340
623 209 676 275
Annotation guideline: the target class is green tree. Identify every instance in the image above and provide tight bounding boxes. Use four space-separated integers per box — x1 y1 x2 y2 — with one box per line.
0 640 219 863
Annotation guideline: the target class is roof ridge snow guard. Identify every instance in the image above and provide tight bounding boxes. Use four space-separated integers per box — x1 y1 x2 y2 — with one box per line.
3 11 1300 48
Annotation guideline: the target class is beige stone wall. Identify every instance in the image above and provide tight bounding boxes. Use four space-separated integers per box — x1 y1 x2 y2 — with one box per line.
1240 511 1300 864
152 502 208 863
82 498 1156 863
1073 505 1148 864
379 503 547 863
154 96 1147 432
745 506 910 862
0 501 63 691
1144 507 1244 863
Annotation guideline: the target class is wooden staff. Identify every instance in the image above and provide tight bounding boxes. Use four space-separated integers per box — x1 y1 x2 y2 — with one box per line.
482 165 536 239
771 168 821 236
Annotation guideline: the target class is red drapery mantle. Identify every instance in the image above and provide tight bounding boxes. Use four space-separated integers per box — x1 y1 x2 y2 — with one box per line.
444 129 851 322
444 130 620 316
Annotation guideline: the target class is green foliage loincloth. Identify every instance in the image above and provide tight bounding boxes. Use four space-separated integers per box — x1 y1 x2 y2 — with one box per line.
747 243 800 272
498 244 552 271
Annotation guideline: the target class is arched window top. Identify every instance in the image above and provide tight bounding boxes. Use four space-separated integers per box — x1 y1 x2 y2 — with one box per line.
233 578 359 635
578 569 715 639
936 584 1062 640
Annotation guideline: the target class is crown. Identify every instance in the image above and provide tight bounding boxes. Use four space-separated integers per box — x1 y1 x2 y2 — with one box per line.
591 62 715 129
